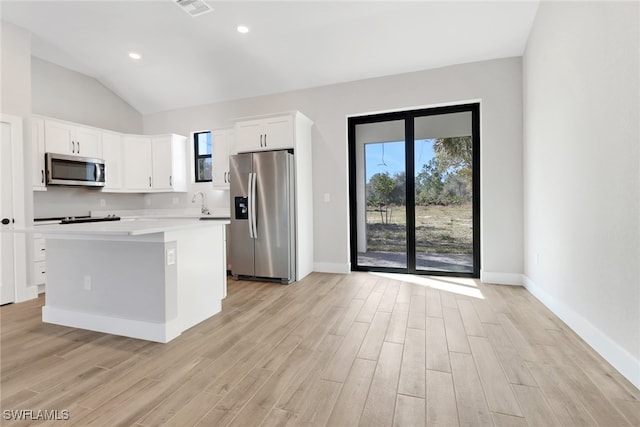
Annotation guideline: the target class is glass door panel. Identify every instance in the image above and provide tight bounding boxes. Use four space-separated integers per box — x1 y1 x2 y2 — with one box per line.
354 120 407 269
414 112 474 273
349 103 479 277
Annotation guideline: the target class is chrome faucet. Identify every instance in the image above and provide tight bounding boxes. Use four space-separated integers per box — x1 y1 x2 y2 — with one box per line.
192 191 210 215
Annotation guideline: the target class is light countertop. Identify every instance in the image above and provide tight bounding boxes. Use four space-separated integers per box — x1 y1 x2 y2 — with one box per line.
90 208 230 219
32 217 229 237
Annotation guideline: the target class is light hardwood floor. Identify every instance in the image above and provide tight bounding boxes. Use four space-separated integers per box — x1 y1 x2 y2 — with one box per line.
1 272 639 426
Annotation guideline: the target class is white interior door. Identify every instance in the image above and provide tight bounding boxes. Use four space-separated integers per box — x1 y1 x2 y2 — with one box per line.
0 119 16 304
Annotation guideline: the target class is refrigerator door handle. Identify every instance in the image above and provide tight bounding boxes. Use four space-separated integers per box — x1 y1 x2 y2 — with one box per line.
247 173 254 239
250 172 258 239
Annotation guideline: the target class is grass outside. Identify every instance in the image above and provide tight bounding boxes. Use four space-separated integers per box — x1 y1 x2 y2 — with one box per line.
366 203 473 254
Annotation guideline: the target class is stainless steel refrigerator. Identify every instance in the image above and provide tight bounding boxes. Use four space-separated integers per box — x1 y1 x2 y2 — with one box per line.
229 150 296 284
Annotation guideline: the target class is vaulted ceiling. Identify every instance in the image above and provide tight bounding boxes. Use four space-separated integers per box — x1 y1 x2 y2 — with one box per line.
1 1 540 115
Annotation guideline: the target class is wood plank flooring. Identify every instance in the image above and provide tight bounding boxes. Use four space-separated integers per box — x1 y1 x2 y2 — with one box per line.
1 272 639 426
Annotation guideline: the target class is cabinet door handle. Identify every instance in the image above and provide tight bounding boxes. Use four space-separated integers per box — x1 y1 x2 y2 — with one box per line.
41 170 44 183
169 175 172 187
149 177 152 187
264 134 267 147
259 134 263 147
77 141 80 154
71 141 75 153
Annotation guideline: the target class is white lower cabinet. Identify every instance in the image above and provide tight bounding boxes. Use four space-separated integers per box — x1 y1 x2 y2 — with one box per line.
33 235 46 292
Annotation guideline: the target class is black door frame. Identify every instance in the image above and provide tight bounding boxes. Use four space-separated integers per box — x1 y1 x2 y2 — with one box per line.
348 102 480 278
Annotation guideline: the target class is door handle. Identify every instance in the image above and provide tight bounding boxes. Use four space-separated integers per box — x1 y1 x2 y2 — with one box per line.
1 218 10 225
250 172 257 239
95 163 102 183
247 173 254 238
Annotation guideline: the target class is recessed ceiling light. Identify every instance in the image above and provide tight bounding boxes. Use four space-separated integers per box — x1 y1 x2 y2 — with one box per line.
237 26 249 34
129 52 141 60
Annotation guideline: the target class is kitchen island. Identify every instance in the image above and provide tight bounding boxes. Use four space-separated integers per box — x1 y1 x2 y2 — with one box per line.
34 218 229 343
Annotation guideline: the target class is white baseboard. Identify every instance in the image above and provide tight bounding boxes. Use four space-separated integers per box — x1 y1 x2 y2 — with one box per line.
42 306 181 343
480 271 524 286
523 276 640 390
313 262 350 275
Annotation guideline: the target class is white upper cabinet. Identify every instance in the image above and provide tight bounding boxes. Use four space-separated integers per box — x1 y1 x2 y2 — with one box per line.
32 117 46 191
122 134 186 193
101 131 124 191
44 119 102 158
31 116 187 193
123 135 153 191
151 134 187 192
212 128 233 189
235 114 294 153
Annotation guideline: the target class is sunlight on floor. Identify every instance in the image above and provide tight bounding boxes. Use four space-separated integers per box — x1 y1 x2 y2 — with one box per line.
369 272 484 299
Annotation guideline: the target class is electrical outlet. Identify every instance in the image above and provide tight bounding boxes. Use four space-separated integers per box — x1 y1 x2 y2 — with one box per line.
324 193 331 202
166 249 176 266
84 275 91 290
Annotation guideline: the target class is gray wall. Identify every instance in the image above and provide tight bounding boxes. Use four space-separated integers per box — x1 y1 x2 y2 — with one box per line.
144 57 524 278
523 1 640 386
32 57 143 134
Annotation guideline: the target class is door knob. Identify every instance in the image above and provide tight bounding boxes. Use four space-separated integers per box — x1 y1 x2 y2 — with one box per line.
1 218 10 225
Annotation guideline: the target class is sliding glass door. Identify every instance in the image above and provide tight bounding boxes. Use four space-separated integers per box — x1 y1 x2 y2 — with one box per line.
349 103 480 277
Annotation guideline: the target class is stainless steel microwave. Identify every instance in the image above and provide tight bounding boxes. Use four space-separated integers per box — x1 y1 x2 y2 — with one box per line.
45 152 105 187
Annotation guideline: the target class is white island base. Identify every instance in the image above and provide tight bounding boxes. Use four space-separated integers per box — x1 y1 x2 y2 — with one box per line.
40 220 228 343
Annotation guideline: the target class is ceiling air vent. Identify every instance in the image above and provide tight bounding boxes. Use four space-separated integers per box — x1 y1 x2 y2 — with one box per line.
175 0 213 18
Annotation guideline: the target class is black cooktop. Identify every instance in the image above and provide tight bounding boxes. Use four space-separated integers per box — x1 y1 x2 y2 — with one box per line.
60 215 121 224
34 215 121 224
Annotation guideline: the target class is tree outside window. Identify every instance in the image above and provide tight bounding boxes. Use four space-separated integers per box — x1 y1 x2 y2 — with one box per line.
194 131 212 182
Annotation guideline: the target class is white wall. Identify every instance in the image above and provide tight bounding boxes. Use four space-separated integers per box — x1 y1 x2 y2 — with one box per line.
1 22 31 118
1 22 34 301
145 57 524 278
523 1 640 387
1 21 32 203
